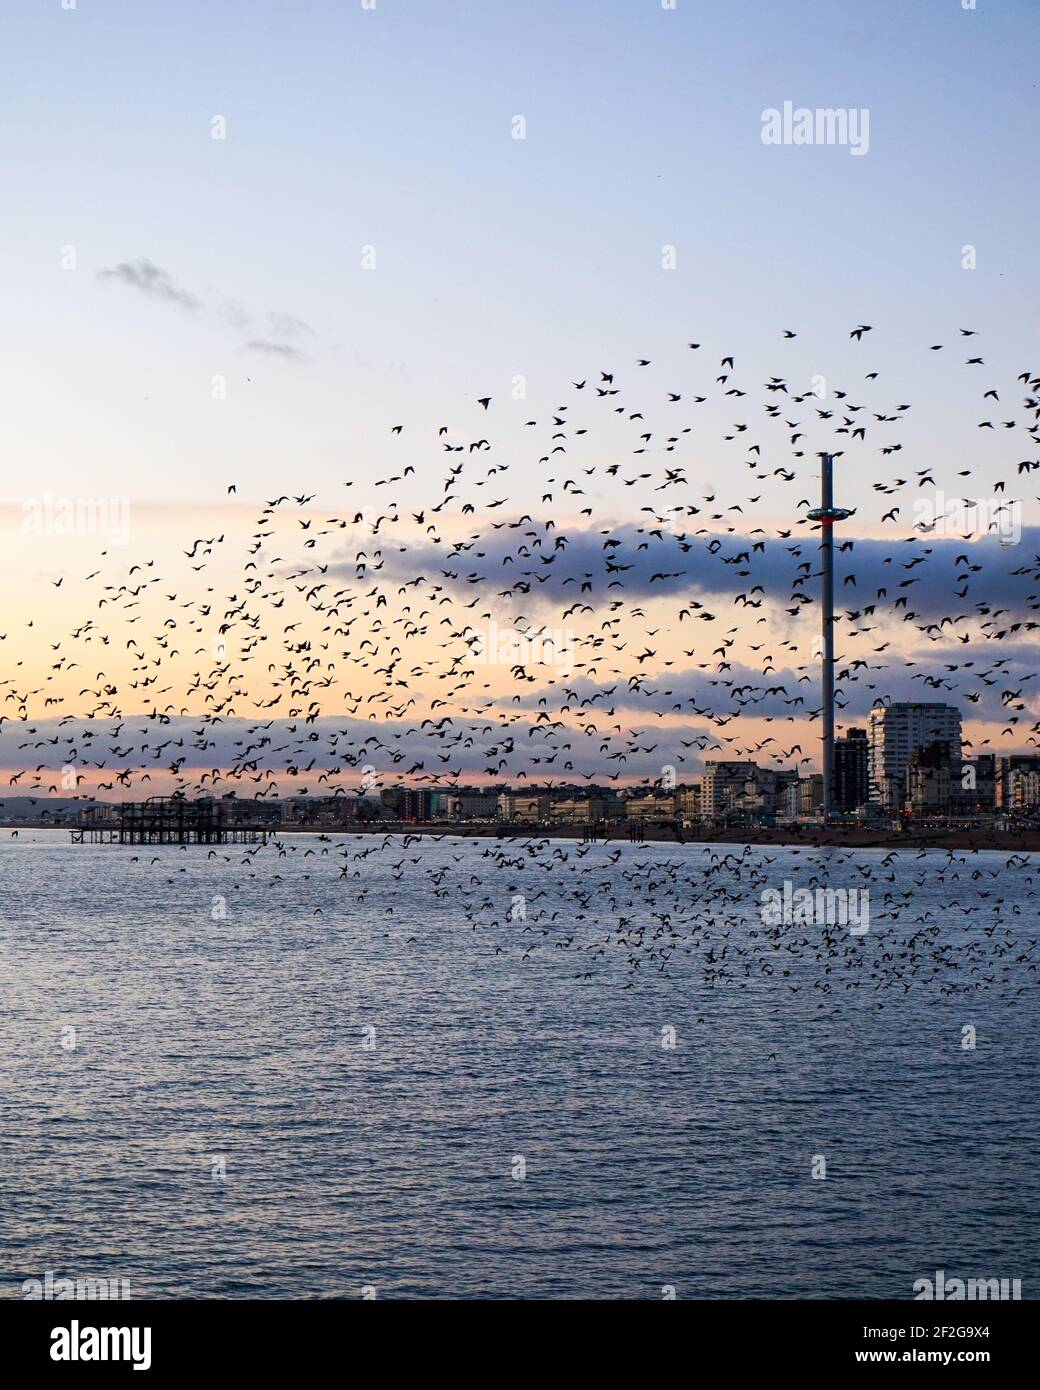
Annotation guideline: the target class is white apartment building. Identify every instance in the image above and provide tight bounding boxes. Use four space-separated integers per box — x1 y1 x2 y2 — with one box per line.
867 702 962 810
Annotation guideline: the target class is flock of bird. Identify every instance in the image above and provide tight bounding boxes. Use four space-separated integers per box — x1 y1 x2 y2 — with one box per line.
3 322 1039 997
155 828 1038 1007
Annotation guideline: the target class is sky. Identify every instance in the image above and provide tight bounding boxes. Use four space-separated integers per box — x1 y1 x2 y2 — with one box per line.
1 0 1037 797
2 0 1036 501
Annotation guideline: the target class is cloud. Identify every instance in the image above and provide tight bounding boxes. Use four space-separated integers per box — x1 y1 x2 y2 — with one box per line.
97 258 315 362
244 339 309 362
96 258 201 311
369 522 1040 624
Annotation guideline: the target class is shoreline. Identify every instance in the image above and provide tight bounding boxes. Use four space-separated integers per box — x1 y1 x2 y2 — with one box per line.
16 820 1039 853
331 824 1040 851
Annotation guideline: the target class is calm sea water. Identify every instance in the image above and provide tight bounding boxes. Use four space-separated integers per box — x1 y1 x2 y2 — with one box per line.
1 829 1036 1300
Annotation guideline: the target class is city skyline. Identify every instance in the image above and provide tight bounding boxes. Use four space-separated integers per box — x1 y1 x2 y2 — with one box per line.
12 699 1040 832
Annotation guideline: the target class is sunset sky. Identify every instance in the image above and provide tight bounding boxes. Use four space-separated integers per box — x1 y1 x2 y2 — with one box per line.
2 0 1038 798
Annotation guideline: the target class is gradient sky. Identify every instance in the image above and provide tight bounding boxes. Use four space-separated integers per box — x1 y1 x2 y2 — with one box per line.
2 0 1036 504
1 0 1037 796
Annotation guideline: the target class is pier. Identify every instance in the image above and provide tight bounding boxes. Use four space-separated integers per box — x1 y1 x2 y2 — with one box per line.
70 796 270 846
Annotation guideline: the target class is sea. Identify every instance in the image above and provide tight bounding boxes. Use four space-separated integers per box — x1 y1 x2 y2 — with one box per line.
1 828 1037 1300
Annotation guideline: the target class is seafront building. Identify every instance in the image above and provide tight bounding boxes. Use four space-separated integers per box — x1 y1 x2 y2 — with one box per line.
623 793 680 822
1009 768 1040 812
994 755 1040 810
905 742 954 816
867 702 962 810
834 728 869 812
456 790 499 819
497 791 551 823
699 762 760 819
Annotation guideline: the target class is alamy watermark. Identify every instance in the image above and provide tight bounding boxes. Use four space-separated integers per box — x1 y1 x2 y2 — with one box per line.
23 492 131 547
761 880 869 935
23 1270 129 1300
49 1323 151 1372
761 101 869 156
913 1270 1021 1301
472 619 575 676
912 492 1021 546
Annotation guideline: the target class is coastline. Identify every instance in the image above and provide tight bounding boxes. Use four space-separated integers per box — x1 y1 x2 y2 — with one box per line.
324 823 1040 851
42 822 1040 852
8 820 1037 852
